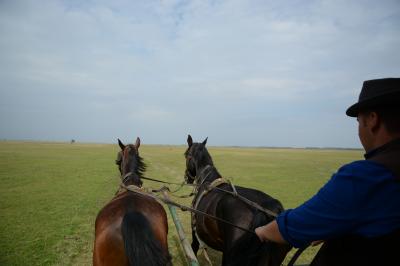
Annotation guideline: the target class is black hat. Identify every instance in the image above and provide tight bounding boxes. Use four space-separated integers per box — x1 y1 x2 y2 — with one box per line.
346 78 400 117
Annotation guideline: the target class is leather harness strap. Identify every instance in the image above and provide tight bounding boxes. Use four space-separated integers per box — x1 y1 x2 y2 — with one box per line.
193 177 228 211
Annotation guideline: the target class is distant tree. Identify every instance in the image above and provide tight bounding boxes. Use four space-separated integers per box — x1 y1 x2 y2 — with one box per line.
70 139 75 144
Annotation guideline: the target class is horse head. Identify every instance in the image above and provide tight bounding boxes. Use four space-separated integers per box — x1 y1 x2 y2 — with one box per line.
184 134 213 184
116 137 146 186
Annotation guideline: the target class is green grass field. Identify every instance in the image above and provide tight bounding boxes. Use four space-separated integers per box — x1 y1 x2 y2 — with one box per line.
0 141 363 265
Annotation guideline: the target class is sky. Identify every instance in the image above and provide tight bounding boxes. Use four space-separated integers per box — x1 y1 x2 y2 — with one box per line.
0 0 399 148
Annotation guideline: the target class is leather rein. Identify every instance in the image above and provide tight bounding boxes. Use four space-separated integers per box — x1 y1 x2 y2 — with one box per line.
119 178 256 234
192 165 279 218
120 169 305 265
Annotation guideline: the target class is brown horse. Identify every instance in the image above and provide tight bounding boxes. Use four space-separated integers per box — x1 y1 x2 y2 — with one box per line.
184 135 291 266
93 138 171 266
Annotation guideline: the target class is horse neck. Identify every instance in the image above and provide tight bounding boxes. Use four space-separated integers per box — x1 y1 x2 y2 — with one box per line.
122 171 142 187
196 163 221 185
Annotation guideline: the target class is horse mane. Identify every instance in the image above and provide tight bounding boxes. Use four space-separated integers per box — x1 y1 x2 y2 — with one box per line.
135 154 146 178
123 144 147 178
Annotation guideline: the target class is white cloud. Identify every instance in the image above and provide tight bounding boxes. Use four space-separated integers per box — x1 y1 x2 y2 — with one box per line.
0 0 399 147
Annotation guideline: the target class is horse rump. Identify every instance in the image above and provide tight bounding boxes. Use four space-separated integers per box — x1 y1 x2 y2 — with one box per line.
121 211 170 266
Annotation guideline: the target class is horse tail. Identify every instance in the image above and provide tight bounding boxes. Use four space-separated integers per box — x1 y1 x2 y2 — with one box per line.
121 211 170 266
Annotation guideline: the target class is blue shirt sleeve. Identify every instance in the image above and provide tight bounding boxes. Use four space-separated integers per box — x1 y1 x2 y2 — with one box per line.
276 160 395 248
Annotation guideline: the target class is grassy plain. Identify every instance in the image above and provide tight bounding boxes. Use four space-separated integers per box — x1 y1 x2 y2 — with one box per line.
0 141 363 265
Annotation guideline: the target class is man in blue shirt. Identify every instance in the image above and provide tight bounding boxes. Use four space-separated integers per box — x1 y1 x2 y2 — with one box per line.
255 78 400 265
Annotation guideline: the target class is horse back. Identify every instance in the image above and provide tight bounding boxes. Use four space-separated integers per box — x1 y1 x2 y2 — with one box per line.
195 184 284 251
233 185 284 214
93 191 168 266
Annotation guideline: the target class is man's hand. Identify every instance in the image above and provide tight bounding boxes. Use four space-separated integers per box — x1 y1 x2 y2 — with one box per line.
254 220 288 244
255 225 267 242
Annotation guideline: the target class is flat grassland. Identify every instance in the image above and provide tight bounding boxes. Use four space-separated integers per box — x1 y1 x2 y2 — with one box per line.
0 141 363 265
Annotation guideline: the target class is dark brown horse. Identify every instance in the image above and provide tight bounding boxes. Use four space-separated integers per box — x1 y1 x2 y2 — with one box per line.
93 138 171 266
184 135 291 266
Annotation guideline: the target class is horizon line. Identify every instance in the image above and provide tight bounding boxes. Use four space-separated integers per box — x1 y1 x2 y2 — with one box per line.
0 138 363 151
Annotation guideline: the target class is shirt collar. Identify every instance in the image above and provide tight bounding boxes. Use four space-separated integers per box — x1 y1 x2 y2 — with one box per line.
364 138 400 159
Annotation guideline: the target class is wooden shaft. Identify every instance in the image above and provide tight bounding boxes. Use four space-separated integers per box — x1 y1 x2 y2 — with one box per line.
162 191 199 266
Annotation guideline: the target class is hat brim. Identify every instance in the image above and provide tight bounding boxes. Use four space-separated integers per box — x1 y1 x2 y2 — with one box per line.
346 91 400 117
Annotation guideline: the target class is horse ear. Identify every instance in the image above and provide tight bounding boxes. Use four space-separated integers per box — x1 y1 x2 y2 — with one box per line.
118 138 125 150
187 135 193 147
135 137 141 149
202 137 208 146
